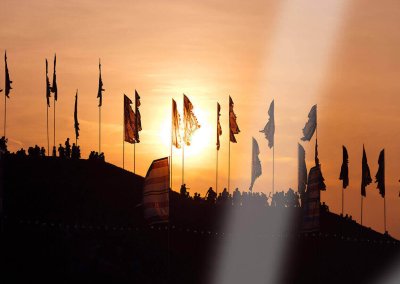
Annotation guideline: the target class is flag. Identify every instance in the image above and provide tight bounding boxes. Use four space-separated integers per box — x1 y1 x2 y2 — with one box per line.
315 139 320 166
172 99 182 149
229 96 240 143
302 165 324 232
216 102 222 150
4 51 12 98
51 54 58 100
183 94 200 146
249 137 262 191
298 143 307 198
375 149 385 198
46 59 51 107
124 94 136 144
339 146 349 189
260 100 275 148
134 90 142 143
361 145 372 197
301 105 317 141
74 90 80 140
97 59 105 107
143 157 170 224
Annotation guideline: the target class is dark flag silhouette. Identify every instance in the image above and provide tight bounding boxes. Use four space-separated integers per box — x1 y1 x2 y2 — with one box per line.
143 157 170 225
339 146 349 189
74 90 80 141
134 90 142 143
249 137 262 191
216 102 222 150
171 99 182 149
298 143 308 198
361 145 372 197
124 94 136 144
375 149 385 198
51 54 58 100
260 100 275 148
315 138 320 166
301 104 317 141
97 60 105 107
4 51 12 98
183 94 200 146
45 59 51 107
229 96 240 143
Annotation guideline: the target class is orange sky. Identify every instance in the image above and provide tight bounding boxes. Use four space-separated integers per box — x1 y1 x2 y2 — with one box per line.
2 0 400 238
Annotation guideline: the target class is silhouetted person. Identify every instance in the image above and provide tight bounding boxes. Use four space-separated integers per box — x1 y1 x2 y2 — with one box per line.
65 138 71 158
233 188 241 206
40 147 46 157
77 146 81 159
221 188 229 201
205 187 217 203
71 143 77 159
0 136 8 155
58 144 65 159
180 184 189 198
52 146 57 157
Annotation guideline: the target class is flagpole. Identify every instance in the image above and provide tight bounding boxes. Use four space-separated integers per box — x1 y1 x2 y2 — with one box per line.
216 148 219 195
170 100 173 190
384 196 386 233
361 196 363 227
54 96 56 153
228 139 231 193
182 143 185 186
99 106 101 154
134 142 136 174
46 105 49 156
123 96 125 169
3 92 6 138
342 187 344 216
272 146 275 196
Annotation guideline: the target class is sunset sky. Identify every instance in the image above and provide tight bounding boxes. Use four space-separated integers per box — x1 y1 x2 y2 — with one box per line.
2 0 400 238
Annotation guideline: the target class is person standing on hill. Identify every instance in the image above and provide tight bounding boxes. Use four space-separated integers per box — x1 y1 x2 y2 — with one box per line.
65 138 71 158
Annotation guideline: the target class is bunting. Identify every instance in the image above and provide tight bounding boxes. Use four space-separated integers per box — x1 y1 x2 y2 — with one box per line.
143 157 170 225
172 99 182 149
4 51 12 98
301 105 317 141
249 137 262 191
302 165 324 232
183 94 200 146
339 146 349 189
124 94 136 144
97 60 105 107
260 100 275 148
229 96 240 143
216 103 222 150
361 145 372 197
375 149 385 198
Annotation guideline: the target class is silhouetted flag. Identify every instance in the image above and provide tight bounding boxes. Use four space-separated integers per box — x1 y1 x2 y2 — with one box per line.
301 105 317 141
302 165 324 232
4 51 12 98
298 143 307 197
51 54 58 100
361 145 372 197
229 96 240 143
375 149 385 198
260 100 275 148
74 90 80 140
339 146 349 189
134 90 142 143
217 102 222 150
315 138 320 166
249 137 262 191
183 94 200 146
172 99 182 149
124 94 136 144
46 59 51 107
143 157 170 224
97 60 105 107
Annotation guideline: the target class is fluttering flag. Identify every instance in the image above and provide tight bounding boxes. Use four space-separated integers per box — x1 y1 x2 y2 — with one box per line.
216 103 222 150
229 96 240 143
74 90 80 140
124 94 136 144
97 59 105 107
375 149 385 198
249 137 262 191
298 143 308 198
361 145 372 197
143 157 170 224
51 54 58 100
172 99 182 149
302 165 325 232
46 59 51 107
315 139 320 166
134 90 142 143
4 51 12 98
260 100 275 148
339 146 349 189
183 94 200 146
301 105 317 141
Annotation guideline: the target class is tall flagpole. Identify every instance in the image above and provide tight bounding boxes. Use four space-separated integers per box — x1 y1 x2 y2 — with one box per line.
342 187 344 216
228 136 231 193
216 103 219 195
361 196 363 226
3 92 6 138
122 96 125 169
272 146 275 195
384 195 386 233
99 106 101 153
46 105 49 155
134 142 136 174
182 143 185 186
53 96 56 153
170 100 173 190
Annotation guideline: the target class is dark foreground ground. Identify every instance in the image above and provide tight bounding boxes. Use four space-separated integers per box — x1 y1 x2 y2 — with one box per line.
1 156 400 283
